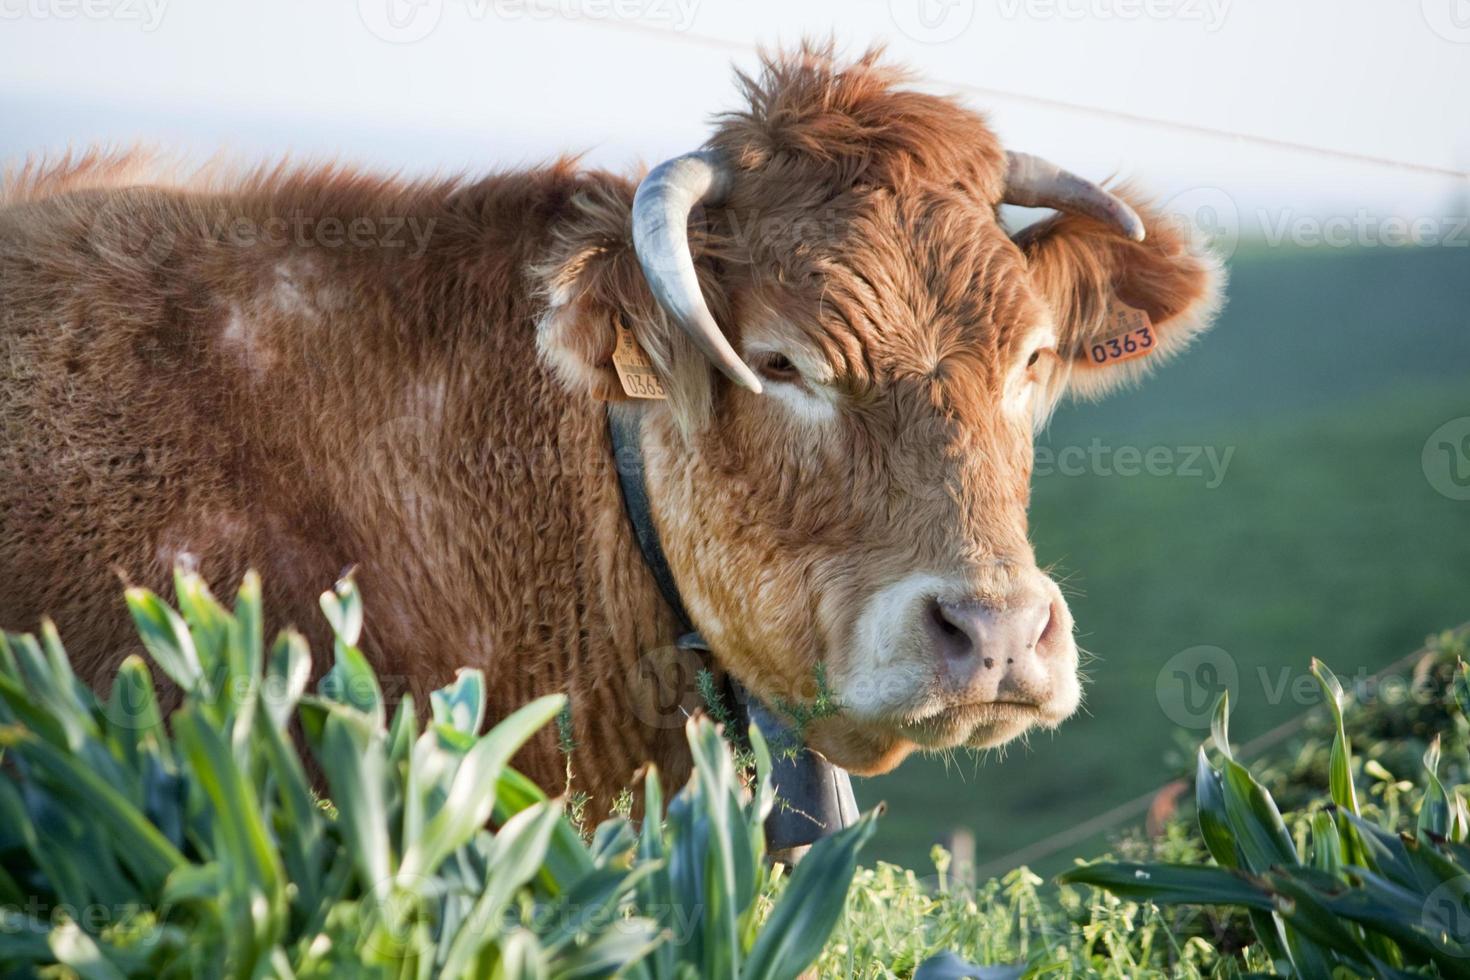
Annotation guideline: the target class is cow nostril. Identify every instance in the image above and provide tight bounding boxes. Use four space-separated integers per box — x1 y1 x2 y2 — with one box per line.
928 600 975 660
1036 598 1062 653
931 602 964 639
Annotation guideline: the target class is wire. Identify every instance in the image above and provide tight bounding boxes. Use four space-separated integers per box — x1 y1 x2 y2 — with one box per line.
944 79 1470 181
529 9 1470 182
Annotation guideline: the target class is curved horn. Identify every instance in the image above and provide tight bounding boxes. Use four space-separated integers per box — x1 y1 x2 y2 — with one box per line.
1003 151 1146 242
631 150 762 394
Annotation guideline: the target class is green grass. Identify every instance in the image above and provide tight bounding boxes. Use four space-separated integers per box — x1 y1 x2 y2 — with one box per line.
861 244 1470 873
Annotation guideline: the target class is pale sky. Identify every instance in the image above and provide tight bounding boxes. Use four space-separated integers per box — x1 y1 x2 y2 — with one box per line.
3 0 1468 236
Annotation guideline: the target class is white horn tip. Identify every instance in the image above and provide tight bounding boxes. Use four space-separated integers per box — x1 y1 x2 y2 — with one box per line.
1117 205 1147 242
731 364 764 394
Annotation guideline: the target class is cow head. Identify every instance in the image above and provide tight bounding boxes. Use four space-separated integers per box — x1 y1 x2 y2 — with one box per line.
539 46 1222 775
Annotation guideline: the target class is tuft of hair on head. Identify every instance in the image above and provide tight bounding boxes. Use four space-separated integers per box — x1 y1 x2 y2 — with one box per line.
707 39 1007 205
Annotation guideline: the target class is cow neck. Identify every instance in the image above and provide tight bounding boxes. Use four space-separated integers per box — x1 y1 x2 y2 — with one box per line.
605 403 859 852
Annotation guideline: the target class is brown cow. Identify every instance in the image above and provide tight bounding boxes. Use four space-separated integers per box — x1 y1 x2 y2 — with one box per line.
0 44 1222 814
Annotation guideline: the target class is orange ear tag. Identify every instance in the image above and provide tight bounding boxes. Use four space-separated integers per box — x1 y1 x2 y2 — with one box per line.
1086 298 1156 367
611 322 668 400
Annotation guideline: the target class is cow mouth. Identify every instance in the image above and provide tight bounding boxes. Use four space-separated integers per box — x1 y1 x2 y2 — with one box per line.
803 699 1053 775
898 700 1042 748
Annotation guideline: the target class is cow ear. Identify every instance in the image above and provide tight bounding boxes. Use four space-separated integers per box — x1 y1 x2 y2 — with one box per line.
538 282 637 405
1020 189 1225 400
536 182 715 431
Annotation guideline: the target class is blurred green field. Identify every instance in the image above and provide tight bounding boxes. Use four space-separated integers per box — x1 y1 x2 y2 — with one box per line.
858 243 1470 874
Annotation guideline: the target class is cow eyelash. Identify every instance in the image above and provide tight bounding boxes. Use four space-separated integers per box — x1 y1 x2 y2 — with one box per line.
752 351 804 385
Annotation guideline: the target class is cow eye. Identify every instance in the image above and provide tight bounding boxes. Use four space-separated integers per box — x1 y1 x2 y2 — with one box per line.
753 352 803 384
1026 347 1057 374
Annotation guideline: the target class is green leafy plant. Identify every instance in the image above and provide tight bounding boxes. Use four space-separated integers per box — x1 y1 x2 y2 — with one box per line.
1220 628 1470 822
0 567 880 979
1062 658 1470 978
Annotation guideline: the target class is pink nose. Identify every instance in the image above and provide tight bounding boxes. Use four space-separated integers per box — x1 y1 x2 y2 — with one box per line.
926 596 1059 696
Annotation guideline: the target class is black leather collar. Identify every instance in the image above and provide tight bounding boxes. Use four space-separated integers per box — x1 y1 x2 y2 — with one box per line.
607 406 697 637
606 404 857 850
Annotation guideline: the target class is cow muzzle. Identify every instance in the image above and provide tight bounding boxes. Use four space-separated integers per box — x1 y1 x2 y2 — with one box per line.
926 593 1066 704
830 571 1081 763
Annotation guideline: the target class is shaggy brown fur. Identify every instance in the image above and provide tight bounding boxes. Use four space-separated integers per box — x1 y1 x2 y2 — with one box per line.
0 44 1221 812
